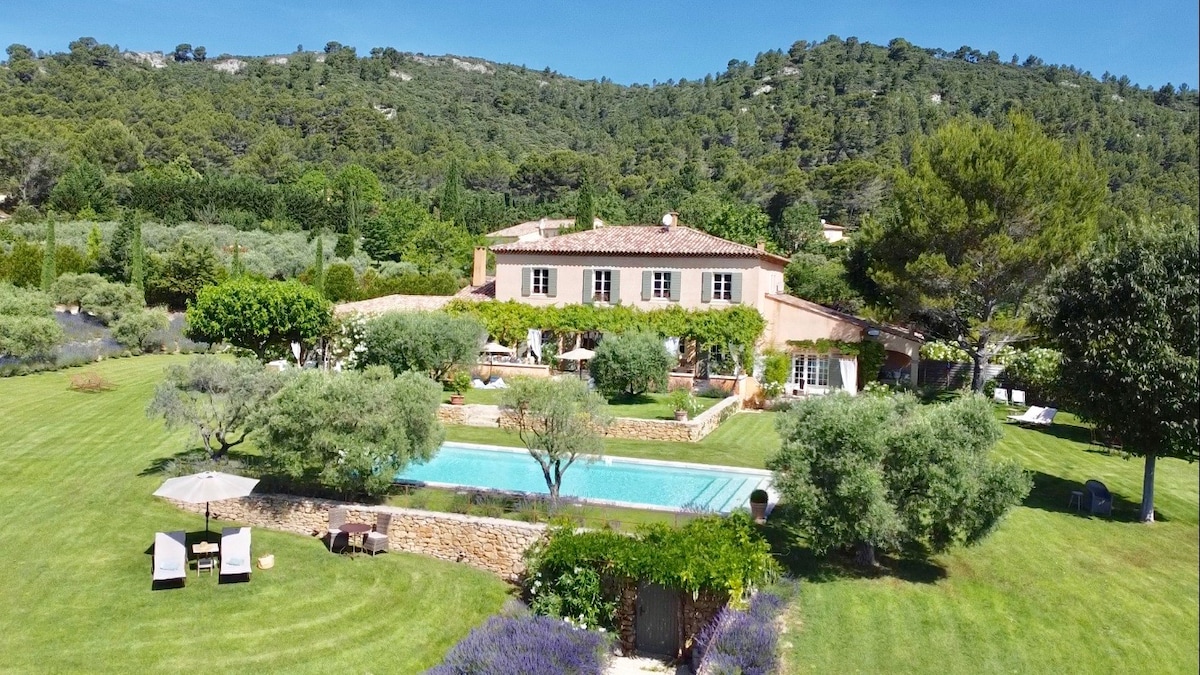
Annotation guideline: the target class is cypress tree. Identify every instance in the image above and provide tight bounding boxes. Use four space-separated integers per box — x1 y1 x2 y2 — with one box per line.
574 171 596 232
129 217 144 291
40 219 56 292
230 238 243 277
313 235 326 296
441 158 464 228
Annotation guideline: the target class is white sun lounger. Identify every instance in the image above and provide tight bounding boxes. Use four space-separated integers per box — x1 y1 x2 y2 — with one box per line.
1030 407 1057 426
1007 406 1044 424
993 388 1009 404
220 527 252 579
152 531 187 584
1011 389 1027 406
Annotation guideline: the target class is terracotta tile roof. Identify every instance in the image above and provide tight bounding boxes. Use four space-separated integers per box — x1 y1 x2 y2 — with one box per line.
334 294 456 316
455 279 496 300
491 225 790 265
486 217 604 239
766 294 925 342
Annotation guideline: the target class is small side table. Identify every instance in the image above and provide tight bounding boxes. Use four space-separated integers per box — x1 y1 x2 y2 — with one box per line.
193 541 219 576
1068 491 1083 513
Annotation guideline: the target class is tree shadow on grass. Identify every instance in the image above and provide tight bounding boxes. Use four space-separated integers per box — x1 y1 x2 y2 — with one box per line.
1023 470 1157 523
139 447 266 478
761 508 947 585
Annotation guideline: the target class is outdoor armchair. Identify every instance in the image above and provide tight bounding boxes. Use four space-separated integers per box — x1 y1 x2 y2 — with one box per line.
363 512 392 556
1084 479 1113 516
220 527 252 579
993 388 1009 405
152 531 187 585
327 506 349 553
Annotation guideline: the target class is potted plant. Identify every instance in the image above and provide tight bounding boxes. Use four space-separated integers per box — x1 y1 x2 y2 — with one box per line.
749 488 769 522
667 387 699 421
448 371 472 405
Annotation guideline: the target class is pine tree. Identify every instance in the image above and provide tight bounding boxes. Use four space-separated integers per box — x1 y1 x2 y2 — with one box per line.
40 219 56 292
574 171 596 232
313 235 326 296
129 217 144 291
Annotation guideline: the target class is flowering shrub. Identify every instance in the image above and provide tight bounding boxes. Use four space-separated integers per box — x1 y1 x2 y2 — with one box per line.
692 591 786 675
428 614 611 675
529 565 617 631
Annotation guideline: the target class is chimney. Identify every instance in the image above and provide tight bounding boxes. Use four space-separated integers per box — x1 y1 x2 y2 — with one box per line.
471 247 488 287
662 211 679 231
756 240 766 251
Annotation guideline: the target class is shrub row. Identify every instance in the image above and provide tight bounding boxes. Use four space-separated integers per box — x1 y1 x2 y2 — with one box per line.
428 614 610 675
692 591 787 675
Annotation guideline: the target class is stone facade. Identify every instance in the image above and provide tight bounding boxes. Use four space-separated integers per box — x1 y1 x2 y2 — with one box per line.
170 494 545 581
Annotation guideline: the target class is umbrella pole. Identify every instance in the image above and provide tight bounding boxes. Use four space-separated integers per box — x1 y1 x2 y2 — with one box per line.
205 502 210 535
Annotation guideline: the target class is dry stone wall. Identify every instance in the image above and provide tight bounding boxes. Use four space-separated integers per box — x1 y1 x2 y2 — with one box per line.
170 494 545 581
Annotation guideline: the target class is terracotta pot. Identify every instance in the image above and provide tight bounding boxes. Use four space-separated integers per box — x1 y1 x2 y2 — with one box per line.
449 394 465 405
673 409 689 422
750 501 768 522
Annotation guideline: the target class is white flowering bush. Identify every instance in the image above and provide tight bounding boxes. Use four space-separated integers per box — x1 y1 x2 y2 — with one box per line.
327 313 369 369
527 567 616 632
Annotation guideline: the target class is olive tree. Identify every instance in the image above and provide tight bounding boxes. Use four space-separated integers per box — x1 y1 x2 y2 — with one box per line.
769 393 1029 567
112 307 170 351
147 356 287 459
253 367 444 500
360 311 484 381
0 283 63 359
501 377 611 502
589 330 672 399
1040 217 1199 522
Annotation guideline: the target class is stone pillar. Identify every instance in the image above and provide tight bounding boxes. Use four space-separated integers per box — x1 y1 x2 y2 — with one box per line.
617 580 638 655
909 354 920 387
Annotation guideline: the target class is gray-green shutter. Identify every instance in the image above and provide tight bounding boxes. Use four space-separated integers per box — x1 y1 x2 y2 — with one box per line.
582 268 594 304
521 267 531 297
547 268 557 297
641 271 653 301
730 272 743 303
610 270 621 304
701 272 713 303
669 271 681 302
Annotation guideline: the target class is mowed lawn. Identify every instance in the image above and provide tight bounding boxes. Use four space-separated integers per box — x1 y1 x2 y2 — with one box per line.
782 411 1200 674
0 356 510 673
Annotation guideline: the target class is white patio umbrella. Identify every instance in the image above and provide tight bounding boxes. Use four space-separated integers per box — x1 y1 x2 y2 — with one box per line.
481 341 514 355
153 471 260 533
558 347 596 380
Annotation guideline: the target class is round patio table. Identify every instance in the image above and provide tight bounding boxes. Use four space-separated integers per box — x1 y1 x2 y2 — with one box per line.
340 522 372 555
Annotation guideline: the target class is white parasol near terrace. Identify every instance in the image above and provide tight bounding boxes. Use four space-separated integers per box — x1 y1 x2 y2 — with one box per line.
153 471 260 533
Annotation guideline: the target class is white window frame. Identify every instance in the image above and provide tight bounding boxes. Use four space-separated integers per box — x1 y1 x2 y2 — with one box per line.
593 269 612 303
652 271 672 299
712 272 733 301
531 268 550 295
790 354 830 388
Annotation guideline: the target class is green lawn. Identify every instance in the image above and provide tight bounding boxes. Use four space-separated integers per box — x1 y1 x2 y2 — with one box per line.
441 388 722 420
780 409 1200 674
0 356 510 673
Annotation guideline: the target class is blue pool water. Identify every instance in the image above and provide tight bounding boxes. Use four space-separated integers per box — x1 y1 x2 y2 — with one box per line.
397 443 770 513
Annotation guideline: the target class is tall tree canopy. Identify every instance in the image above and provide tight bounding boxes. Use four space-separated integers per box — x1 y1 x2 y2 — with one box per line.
855 114 1107 389
1040 216 1199 522
186 278 332 361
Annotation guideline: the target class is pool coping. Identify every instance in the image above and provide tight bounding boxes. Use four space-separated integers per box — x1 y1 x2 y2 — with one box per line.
401 441 777 515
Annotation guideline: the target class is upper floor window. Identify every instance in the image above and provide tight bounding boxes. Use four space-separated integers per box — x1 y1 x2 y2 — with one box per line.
532 268 550 295
593 270 612 302
712 273 733 301
653 271 672 299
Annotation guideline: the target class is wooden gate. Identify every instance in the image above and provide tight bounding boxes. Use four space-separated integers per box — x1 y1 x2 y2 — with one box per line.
635 582 679 657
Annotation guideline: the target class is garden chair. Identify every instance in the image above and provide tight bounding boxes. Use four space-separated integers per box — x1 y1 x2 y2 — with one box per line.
1006 406 1044 424
363 512 392 556
1084 480 1113 516
220 527 252 581
327 506 349 553
1011 389 1027 406
152 531 187 586
1030 408 1058 427
993 388 1009 405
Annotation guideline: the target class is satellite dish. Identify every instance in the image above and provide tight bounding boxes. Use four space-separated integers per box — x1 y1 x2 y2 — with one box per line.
661 213 673 227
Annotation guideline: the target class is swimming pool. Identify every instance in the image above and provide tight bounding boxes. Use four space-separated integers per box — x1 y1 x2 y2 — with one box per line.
396 443 772 513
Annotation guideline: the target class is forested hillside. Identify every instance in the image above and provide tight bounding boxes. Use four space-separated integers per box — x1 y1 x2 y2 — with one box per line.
1 35 1197 252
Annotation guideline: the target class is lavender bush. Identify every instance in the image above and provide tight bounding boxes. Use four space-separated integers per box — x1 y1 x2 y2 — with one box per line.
428 615 610 675
693 592 786 675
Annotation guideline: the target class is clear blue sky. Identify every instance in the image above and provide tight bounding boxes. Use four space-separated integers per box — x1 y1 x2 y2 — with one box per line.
2 0 1197 89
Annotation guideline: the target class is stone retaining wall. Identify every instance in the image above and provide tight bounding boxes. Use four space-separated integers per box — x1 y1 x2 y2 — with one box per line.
171 494 545 581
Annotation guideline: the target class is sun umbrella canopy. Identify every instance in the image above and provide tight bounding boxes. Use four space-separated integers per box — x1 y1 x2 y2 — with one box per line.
558 347 596 361
154 471 260 504
481 341 514 355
